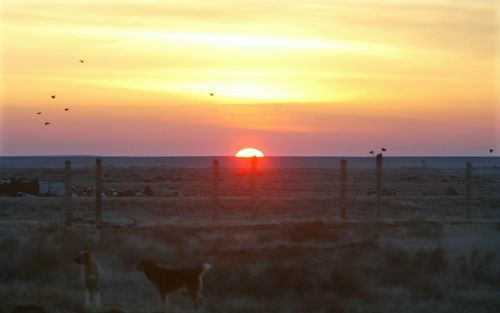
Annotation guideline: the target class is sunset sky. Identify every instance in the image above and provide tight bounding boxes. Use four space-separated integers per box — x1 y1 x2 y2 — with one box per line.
1 0 498 156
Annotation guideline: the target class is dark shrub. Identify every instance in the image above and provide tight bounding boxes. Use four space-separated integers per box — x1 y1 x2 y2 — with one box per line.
385 248 410 268
284 220 333 242
144 185 154 196
0 237 20 251
263 264 313 297
329 264 367 299
377 248 415 286
445 187 459 196
426 247 448 273
208 264 265 298
406 222 443 239
470 250 497 286
410 276 445 301
21 242 64 282
414 247 448 274
300 291 347 313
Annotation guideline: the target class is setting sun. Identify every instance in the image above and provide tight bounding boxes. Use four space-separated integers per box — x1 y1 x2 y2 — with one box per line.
235 148 264 158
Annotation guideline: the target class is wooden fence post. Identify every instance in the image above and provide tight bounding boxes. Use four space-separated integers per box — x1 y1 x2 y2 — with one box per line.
96 158 102 229
466 161 472 220
250 156 258 219
64 160 72 225
376 153 383 217
212 159 219 221
340 159 347 220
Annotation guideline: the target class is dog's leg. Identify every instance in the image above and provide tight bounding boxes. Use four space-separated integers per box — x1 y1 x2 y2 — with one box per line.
197 292 203 308
158 290 166 304
188 288 201 309
158 291 168 313
90 289 96 306
162 294 168 313
85 289 91 306
95 290 101 306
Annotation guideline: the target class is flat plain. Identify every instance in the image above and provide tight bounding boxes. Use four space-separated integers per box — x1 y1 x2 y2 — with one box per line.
0 157 499 313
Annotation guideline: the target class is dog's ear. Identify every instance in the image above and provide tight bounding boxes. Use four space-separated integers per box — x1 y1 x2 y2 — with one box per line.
79 250 90 260
74 250 91 263
74 250 84 263
83 251 90 260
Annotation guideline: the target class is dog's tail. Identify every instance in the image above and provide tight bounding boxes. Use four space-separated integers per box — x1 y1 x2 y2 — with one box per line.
202 262 212 273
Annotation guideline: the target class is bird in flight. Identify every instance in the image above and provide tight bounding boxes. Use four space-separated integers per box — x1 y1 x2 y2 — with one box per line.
51 95 56 99
490 149 494 154
36 112 42 115
79 60 84 63
65 108 69 111
369 151 374 155
44 122 51 126
209 92 214 96
381 147 387 152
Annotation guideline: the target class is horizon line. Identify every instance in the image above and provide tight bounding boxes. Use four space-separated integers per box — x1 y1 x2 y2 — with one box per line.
0 154 497 158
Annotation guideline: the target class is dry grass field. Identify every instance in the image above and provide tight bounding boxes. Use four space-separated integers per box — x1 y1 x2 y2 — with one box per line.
1 161 499 313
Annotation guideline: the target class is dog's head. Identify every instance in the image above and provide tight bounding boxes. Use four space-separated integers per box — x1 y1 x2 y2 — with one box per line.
74 250 91 265
202 262 212 272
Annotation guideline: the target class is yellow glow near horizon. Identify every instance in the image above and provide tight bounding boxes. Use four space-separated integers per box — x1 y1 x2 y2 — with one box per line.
235 148 265 158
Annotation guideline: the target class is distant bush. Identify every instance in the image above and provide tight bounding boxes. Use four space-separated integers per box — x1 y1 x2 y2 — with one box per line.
300 291 347 313
414 247 448 274
460 249 498 287
376 246 448 290
0 238 65 283
20 239 65 282
474 251 497 284
405 221 443 239
410 276 445 301
0 238 21 282
207 258 321 301
329 264 368 300
0 237 20 251
207 263 264 298
284 220 334 242
262 264 313 297
379 248 414 286
385 248 411 268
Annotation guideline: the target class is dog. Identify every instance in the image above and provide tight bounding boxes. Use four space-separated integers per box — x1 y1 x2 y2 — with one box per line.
137 260 211 309
74 250 101 307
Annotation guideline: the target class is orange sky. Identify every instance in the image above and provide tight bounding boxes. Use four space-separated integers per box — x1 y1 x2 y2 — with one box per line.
1 0 498 156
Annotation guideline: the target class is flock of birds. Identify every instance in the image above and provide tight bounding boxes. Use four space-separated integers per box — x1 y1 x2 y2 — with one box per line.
37 60 85 125
369 147 494 155
369 148 386 155
38 94 70 126
38 59 215 126
36 60 493 155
